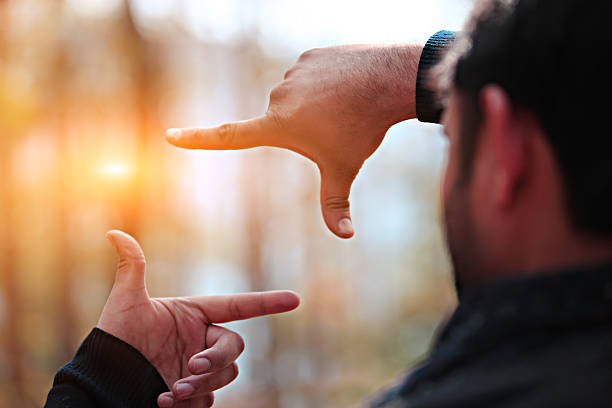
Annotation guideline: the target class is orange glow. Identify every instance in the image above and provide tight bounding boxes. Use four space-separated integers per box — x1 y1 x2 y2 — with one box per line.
98 161 132 179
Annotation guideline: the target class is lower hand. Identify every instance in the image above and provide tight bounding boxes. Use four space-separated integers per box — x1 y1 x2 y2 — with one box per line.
97 230 300 407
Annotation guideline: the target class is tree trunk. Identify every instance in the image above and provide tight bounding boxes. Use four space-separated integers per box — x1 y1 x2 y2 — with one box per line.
0 1 25 403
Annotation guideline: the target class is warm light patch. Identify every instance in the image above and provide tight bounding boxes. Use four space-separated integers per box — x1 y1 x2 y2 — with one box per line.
99 161 132 178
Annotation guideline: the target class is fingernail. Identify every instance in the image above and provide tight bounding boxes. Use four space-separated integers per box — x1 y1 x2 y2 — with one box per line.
192 357 211 374
338 218 354 236
175 383 195 398
166 128 182 139
158 395 174 407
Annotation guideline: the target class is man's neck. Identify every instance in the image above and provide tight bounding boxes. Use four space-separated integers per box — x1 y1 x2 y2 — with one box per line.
492 232 612 284
522 229 612 275
463 228 612 291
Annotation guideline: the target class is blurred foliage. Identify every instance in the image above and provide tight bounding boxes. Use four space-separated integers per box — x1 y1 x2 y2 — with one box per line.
0 1 460 407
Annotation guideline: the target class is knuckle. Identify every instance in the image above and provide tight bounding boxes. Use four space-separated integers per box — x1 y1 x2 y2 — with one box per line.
217 123 235 145
283 68 295 80
270 82 290 101
202 348 221 367
131 257 146 267
234 334 245 354
298 47 319 60
323 196 351 211
257 292 269 315
227 297 243 320
117 256 145 270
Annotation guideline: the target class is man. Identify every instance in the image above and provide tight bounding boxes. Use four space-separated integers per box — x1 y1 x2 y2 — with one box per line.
48 0 612 406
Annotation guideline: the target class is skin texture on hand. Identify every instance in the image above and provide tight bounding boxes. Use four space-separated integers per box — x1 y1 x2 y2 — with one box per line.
97 230 300 408
165 44 423 238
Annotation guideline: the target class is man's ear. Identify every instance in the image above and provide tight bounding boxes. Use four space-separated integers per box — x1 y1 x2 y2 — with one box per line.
479 85 527 210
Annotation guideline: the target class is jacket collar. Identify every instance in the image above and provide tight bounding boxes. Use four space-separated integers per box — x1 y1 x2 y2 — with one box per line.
436 260 612 353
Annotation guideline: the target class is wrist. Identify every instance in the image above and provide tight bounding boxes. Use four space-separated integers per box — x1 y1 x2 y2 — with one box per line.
369 44 423 124
50 328 168 407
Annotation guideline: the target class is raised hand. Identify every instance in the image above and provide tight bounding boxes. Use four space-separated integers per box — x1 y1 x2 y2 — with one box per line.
166 44 423 238
97 230 300 407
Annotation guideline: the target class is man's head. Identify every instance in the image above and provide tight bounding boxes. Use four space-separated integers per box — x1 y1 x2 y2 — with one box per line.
439 0 612 289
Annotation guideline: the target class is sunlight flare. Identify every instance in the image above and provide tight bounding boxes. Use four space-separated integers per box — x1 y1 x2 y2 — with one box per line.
98 161 132 179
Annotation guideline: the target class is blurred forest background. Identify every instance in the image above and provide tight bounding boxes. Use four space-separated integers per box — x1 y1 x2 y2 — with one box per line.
0 0 472 407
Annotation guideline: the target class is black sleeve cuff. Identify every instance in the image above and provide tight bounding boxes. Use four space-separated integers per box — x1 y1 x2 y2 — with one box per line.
416 30 457 124
46 328 169 408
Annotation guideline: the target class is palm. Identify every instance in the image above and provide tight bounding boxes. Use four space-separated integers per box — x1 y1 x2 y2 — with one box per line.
104 298 209 387
151 299 209 386
98 231 299 407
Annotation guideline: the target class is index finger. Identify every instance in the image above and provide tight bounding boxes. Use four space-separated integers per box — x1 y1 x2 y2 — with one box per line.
165 116 279 150
186 290 300 324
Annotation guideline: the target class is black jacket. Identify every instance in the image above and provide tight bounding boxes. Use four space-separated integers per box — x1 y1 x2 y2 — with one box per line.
368 262 612 407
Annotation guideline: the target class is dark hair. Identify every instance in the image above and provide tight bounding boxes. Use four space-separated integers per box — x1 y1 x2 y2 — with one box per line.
443 0 612 236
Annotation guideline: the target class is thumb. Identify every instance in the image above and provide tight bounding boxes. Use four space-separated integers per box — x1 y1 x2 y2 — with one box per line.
106 230 147 294
319 167 356 239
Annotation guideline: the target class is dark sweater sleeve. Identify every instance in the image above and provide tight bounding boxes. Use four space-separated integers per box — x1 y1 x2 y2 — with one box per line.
416 30 457 124
45 328 169 408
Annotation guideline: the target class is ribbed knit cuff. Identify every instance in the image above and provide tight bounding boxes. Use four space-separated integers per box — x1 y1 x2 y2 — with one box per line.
416 30 457 124
51 328 169 408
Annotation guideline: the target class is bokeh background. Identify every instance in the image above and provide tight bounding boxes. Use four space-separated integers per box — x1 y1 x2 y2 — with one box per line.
0 0 473 406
